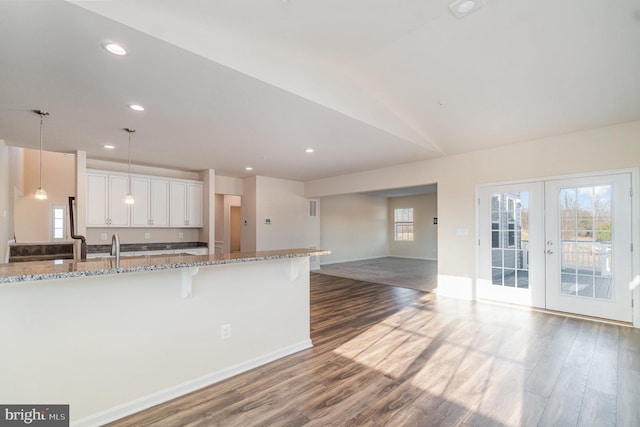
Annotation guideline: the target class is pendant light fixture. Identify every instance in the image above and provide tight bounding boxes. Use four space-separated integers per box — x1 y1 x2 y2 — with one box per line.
34 109 49 200
124 128 135 205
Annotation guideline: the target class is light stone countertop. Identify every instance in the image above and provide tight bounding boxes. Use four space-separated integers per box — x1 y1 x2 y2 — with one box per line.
0 249 330 284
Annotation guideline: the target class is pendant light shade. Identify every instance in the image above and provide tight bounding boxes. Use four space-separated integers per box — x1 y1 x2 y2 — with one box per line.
124 128 135 204
34 110 49 200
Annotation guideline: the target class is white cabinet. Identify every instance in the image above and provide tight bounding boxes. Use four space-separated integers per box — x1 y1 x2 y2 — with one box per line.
170 181 203 228
87 170 203 229
87 172 130 227
131 177 169 227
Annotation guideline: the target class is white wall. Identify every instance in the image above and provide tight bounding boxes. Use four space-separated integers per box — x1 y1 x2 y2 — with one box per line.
14 149 75 242
87 159 199 180
320 193 388 264
255 176 319 251
0 258 312 425
388 193 438 260
215 175 243 195
306 120 640 304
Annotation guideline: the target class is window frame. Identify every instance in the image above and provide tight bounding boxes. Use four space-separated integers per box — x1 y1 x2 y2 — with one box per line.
52 204 67 240
394 207 414 241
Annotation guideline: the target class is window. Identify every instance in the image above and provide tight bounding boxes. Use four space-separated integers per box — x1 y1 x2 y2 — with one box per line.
53 205 66 240
394 208 414 241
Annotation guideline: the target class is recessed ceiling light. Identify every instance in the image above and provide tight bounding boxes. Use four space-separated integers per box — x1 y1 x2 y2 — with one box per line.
449 0 482 18
103 144 115 150
305 148 314 153
129 104 145 112
245 167 253 171
104 42 127 56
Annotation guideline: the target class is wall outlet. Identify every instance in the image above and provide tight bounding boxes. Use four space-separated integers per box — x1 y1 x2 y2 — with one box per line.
220 324 231 340
101 233 107 240
178 232 184 239
144 233 151 239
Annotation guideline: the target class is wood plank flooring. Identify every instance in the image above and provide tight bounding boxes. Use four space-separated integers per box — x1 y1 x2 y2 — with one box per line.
107 273 640 426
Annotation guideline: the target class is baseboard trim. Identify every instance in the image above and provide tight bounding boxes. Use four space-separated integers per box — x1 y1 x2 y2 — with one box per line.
72 339 313 427
387 256 437 261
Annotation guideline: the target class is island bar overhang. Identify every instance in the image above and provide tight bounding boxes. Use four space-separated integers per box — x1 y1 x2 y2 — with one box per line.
0 249 328 427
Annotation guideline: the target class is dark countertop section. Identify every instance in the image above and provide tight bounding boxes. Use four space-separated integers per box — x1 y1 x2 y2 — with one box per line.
9 242 75 263
88 241 208 253
0 248 331 284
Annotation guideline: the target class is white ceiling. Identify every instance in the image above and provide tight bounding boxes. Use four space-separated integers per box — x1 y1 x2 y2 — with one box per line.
1 0 639 181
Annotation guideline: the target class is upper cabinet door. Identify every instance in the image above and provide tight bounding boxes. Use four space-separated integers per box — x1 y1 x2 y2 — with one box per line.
131 177 151 227
150 179 169 227
187 182 203 228
108 175 130 227
170 181 187 227
87 173 108 227
86 172 130 227
169 180 203 227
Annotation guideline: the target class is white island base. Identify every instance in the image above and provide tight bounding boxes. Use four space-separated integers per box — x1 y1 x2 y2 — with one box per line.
0 256 312 426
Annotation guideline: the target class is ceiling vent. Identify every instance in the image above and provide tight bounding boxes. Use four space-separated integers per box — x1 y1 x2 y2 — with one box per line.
449 0 483 18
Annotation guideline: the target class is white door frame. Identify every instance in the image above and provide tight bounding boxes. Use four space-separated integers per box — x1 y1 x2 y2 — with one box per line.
476 168 640 328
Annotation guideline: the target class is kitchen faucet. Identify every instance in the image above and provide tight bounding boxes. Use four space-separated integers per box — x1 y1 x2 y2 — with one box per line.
111 233 120 262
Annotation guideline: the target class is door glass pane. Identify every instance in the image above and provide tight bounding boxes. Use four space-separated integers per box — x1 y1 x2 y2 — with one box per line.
559 185 613 300
517 270 529 289
578 275 594 297
489 191 529 289
562 273 576 295
492 268 502 285
492 249 502 267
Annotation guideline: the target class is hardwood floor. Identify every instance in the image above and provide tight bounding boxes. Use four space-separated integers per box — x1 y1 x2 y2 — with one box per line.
107 273 640 426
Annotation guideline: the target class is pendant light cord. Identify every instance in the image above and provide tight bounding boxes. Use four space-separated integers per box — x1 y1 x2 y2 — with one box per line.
128 130 132 194
39 114 43 189
36 110 49 189
125 128 135 195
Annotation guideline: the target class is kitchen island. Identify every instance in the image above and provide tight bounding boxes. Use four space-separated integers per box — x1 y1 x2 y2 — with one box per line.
0 249 328 426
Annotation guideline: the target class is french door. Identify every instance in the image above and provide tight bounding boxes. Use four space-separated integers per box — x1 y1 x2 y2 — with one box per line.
478 183 545 307
478 172 633 322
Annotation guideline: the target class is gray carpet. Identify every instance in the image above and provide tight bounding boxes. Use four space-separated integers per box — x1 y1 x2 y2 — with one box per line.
317 257 437 293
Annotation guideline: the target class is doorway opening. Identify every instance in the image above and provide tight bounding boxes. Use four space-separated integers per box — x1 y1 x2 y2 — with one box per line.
230 206 241 253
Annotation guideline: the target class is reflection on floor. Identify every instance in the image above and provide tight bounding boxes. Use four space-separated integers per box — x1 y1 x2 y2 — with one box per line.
318 257 437 293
